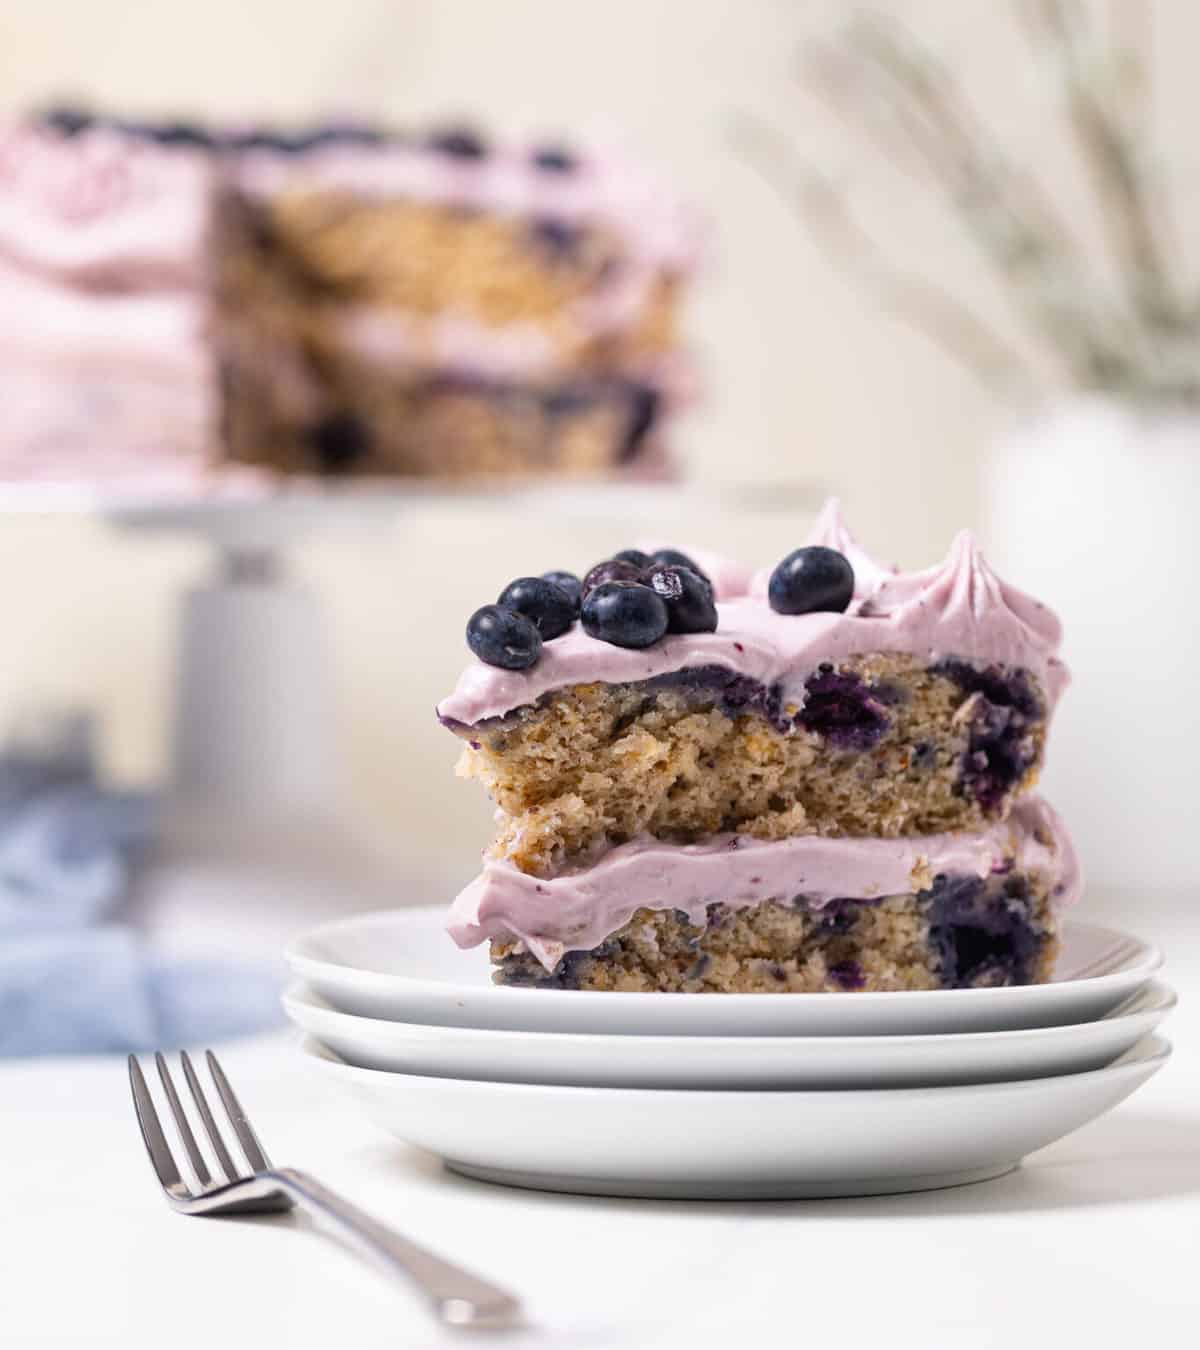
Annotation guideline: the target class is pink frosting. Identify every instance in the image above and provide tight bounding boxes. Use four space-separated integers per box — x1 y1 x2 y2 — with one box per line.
0 125 212 287
437 508 1070 726
233 138 701 273
447 797 1081 970
340 307 696 398
802 497 897 600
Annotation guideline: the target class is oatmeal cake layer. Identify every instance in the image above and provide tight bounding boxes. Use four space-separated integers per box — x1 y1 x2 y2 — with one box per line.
441 533 1066 875
489 883 1062 992
448 795 1079 975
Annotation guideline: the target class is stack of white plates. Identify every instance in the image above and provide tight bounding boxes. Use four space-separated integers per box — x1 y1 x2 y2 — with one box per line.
284 907 1173 1199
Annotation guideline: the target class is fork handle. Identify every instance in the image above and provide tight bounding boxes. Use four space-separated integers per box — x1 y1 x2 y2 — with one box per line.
269 1167 523 1328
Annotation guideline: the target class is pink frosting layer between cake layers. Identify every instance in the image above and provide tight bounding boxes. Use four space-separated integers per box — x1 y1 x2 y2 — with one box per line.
437 525 1069 727
447 797 1081 972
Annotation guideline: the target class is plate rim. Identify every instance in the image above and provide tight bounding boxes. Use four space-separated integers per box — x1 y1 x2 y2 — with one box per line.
285 907 1165 1008
299 1031 1172 1101
281 978 1176 1052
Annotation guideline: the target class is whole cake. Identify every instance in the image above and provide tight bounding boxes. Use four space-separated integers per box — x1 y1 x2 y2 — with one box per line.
439 501 1081 991
0 109 698 486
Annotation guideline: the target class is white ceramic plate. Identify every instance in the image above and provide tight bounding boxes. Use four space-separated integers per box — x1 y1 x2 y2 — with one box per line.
283 980 1175 1089
302 1034 1171 1199
285 907 1163 1037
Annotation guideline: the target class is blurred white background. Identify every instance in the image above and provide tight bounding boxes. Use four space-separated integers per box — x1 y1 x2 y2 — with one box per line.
3 0 1198 883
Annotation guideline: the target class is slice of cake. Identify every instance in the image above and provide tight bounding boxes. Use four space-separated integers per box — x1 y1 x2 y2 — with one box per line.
452 797 1079 991
0 109 699 486
439 503 1079 992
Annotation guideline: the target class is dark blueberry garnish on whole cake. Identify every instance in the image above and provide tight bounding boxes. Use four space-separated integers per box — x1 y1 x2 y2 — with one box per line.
649 548 708 583
226 129 300 153
466 605 543 670
428 127 488 160
129 120 214 149
541 571 583 615
581 558 645 598
768 546 855 615
496 576 576 641
799 666 890 751
581 581 669 649
531 144 577 173
309 411 371 474
644 564 718 634
41 105 95 137
303 123 389 150
612 548 651 570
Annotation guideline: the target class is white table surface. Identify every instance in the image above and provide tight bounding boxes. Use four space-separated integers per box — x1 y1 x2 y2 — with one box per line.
2 890 1196 1350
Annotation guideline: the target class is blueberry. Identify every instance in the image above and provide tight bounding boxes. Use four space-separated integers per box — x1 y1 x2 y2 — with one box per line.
309 411 371 474
497 576 576 640
532 145 577 173
644 565 717 634
649 548 709 584
581 558 644 597
581 582 669 649
428 127 487 160
41 105 94 137
541 570 583 614
466 605 542 670
303 123 388 150
768 546 855 615
139 121 214 149
530 218 581 258
799 668 889 750
227 129 302 153
612 549 651 569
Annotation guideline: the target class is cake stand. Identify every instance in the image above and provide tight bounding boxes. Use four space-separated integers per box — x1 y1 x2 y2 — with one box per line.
4 474 823 950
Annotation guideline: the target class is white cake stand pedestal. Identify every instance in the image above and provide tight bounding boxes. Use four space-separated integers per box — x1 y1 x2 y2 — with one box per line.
104 492 420 941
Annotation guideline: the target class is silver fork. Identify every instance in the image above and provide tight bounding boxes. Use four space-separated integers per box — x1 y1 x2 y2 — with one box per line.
129 1050 522 1330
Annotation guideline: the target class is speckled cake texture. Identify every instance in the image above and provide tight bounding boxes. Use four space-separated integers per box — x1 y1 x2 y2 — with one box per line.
440 503 1078 992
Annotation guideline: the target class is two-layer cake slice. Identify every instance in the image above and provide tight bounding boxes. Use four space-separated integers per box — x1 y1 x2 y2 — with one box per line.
439 503 1079 992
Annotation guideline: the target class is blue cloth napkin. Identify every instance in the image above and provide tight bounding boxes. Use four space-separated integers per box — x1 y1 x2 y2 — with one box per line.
0 712 284 1056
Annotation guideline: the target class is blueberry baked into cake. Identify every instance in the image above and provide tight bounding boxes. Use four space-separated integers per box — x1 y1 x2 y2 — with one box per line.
440 500 1081 992
0 107 697 484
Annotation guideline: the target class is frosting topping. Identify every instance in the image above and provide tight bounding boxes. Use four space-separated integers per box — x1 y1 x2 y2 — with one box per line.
437 508 1069 726
0 125 211 286
447 796 1081 970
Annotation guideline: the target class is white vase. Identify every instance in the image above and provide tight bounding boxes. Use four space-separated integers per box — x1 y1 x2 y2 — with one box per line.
983 397 1200 897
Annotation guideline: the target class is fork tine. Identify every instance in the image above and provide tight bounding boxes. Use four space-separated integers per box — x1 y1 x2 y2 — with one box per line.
155 1052 211 1189
128 1055 185 1192
181 1050 239 1183
206 1051 272 1172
